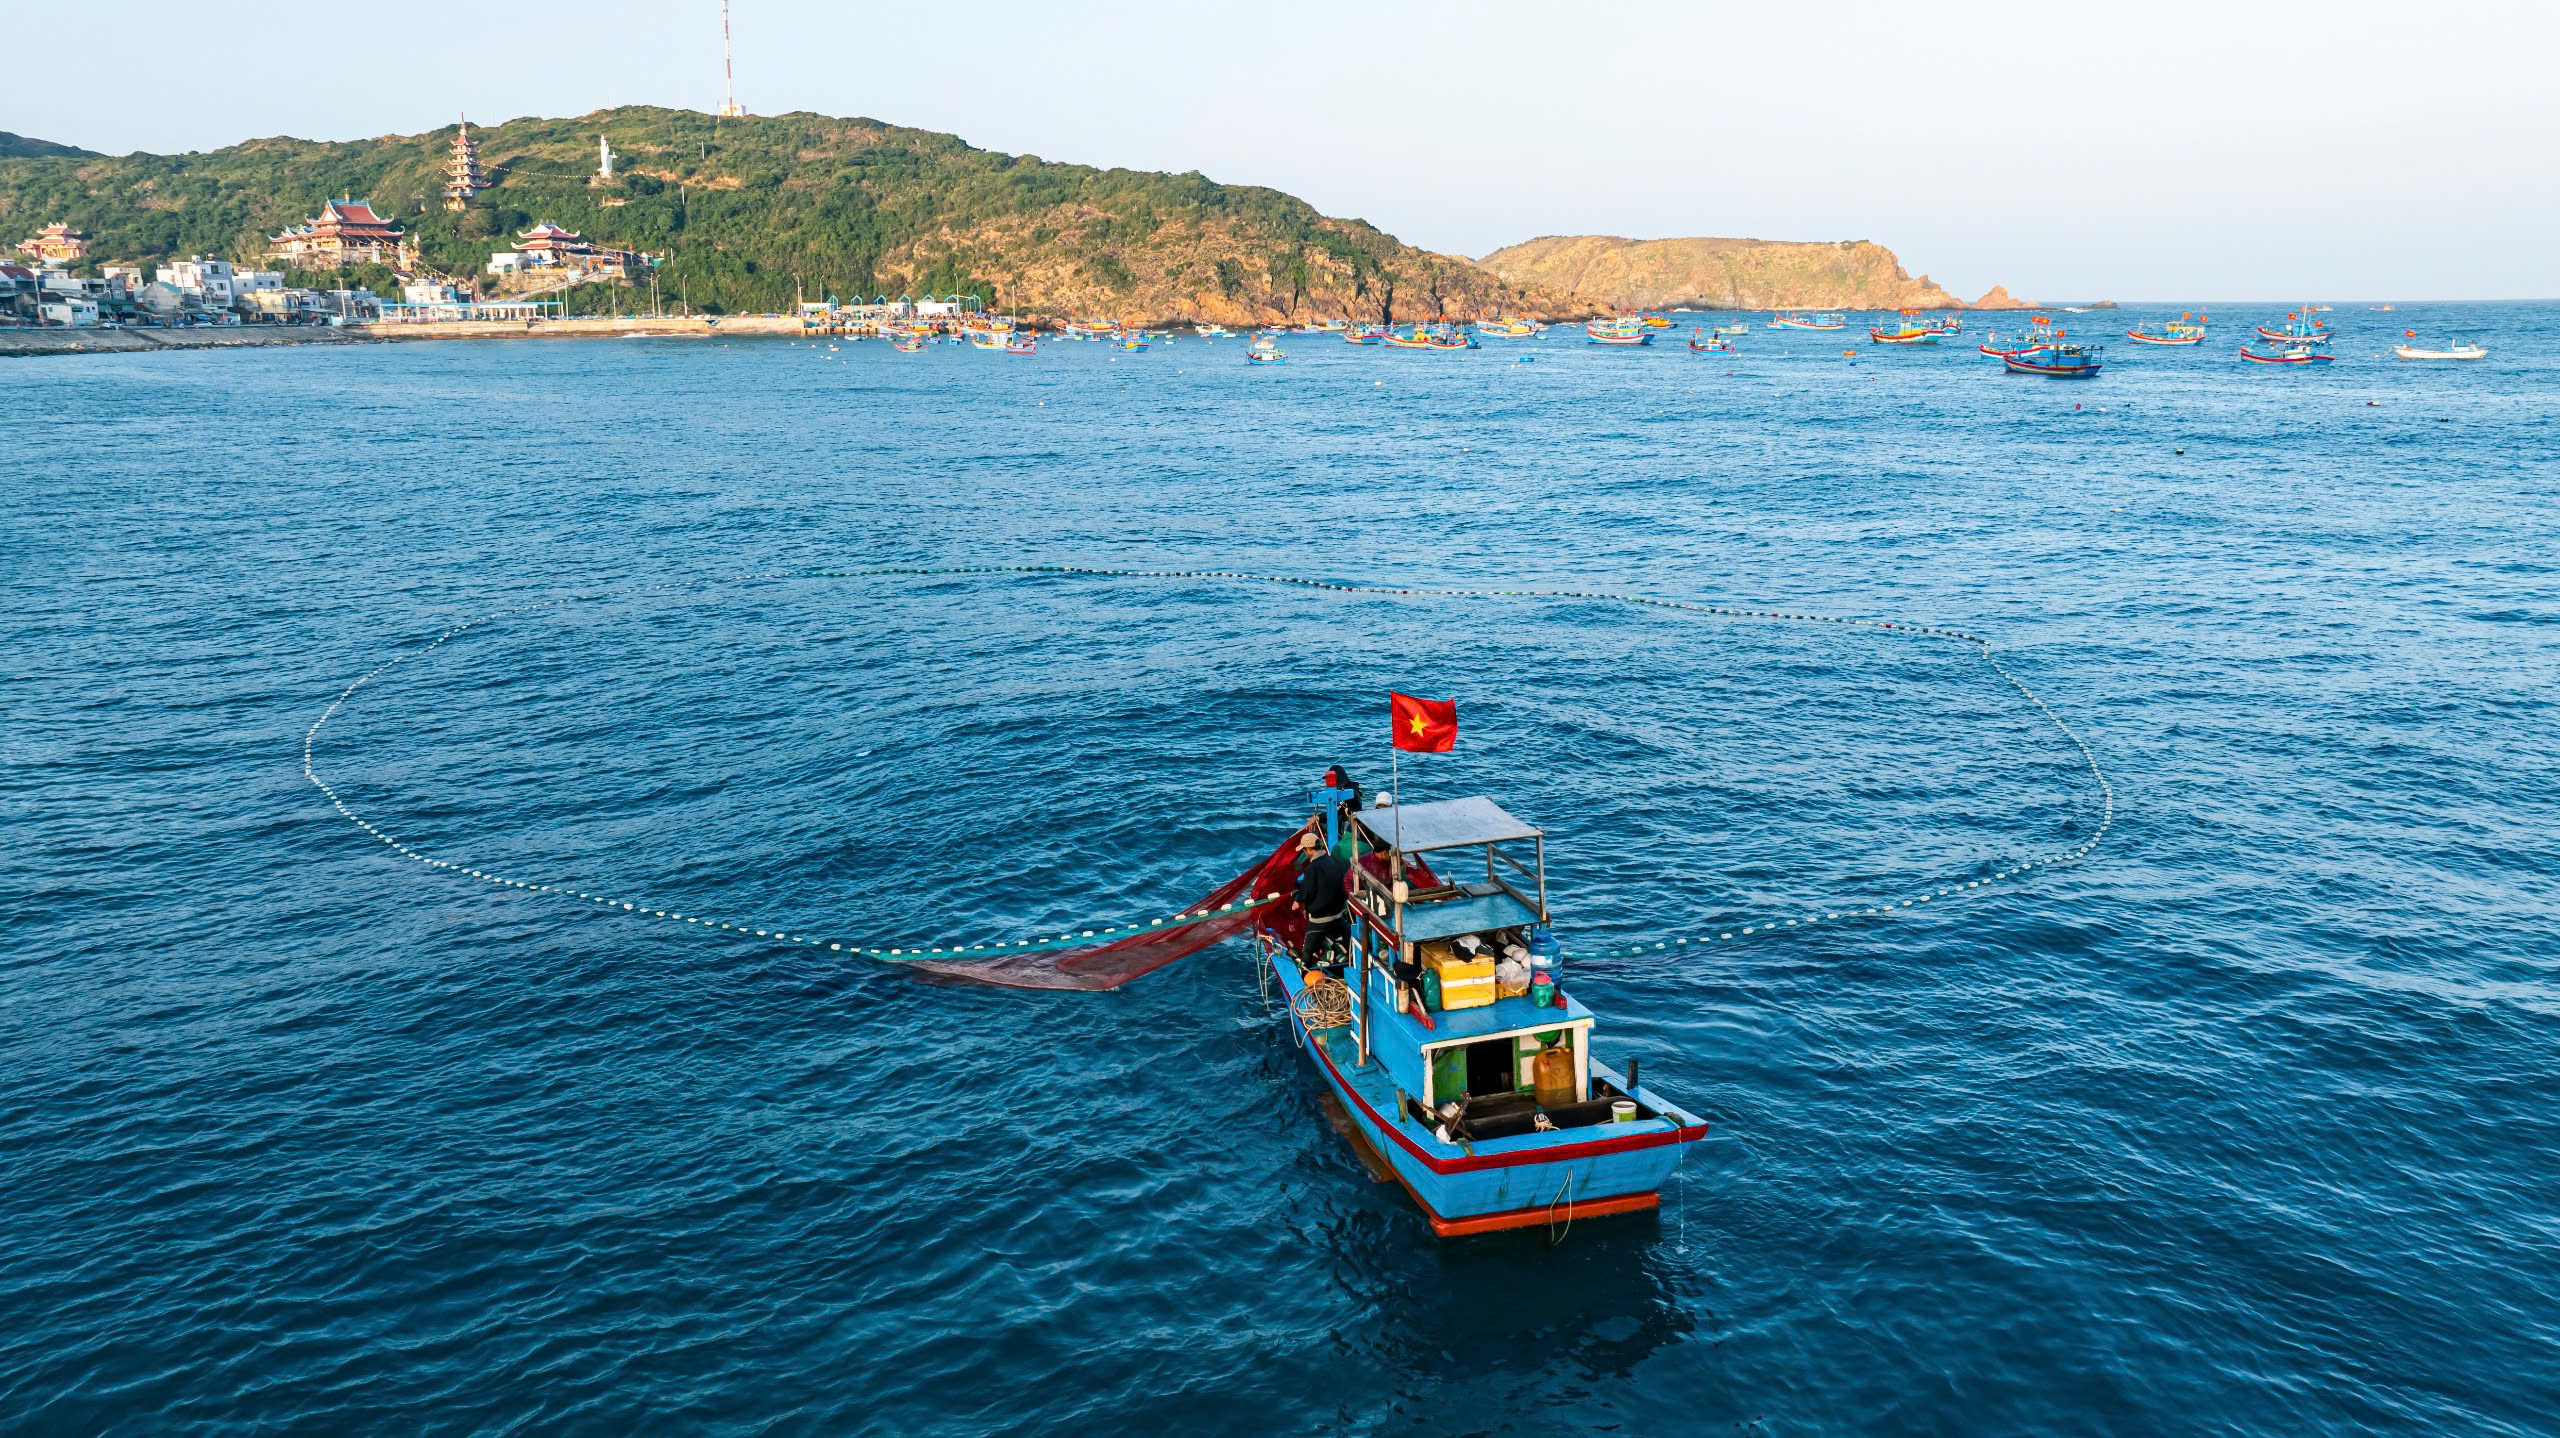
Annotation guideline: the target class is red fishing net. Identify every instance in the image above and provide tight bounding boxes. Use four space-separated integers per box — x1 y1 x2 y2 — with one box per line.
907 835 1305 991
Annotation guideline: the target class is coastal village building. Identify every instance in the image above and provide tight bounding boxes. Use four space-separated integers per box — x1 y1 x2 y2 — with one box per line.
15 222 90 266
157 257 238 306
268 199 404 267
445 118 488 211
1 263 38 321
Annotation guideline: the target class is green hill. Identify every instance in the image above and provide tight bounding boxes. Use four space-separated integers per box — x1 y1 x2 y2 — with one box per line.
0 132 99 160
0 106 1559 322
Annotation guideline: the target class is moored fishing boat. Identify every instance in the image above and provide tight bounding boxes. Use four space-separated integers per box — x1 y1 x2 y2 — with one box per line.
1388 323 1477 350
1980 315 2064 358
2126 313 2209 345
1245 333 1288 364
1639 313 1674 329
1063 318 1119 341
1868 309 1944 345
1119 333 1149 351
2005 340 2103 377
1768 311 1848 330
1686 327 1734 353
1004 334 1037 355
1477 316 1538 338
1585 316 1652 345
1263 794 1710 1238
2237 344 2334 365
2254 308 2333 345
1712 321 1749 336
1194 323 1232 337
1346 324 1389 345
2392 334 2488 360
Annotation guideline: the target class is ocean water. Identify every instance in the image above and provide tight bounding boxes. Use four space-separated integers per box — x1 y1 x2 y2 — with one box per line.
5 307 2557 1435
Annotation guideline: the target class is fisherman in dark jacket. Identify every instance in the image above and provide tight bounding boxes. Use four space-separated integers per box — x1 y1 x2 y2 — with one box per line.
1292 830 1353 966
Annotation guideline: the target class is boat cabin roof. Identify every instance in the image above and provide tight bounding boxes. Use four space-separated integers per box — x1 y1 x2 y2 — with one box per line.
1351 796 1541 855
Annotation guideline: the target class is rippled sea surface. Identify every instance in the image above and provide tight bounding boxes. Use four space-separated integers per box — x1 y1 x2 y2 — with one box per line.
7 307 2558 1434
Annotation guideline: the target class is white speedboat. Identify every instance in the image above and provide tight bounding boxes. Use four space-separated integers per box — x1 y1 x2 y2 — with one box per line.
2393 342 2487 360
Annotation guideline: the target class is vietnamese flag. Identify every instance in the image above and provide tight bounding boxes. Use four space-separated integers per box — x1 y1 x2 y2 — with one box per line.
1391 691 1457 752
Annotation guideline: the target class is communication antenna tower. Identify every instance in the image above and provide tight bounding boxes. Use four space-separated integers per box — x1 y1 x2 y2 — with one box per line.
718 0 745 117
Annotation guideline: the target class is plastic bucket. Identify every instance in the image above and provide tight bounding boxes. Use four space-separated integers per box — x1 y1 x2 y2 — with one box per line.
1611 1100 1637 1123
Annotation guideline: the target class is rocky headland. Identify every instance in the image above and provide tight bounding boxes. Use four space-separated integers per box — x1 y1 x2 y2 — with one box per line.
1482 234 2012 311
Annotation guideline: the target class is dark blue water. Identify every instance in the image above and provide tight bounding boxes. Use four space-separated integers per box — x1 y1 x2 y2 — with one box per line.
6 308 2557 1434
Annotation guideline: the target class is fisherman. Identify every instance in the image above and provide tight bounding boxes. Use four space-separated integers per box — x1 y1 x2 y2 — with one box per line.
1292 830 1352 967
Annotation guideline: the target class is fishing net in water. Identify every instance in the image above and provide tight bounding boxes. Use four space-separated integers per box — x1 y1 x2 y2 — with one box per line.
905 835 1306 992
907 833 1448 992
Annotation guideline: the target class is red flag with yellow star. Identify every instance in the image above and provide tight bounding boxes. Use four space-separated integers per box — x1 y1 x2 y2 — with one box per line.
1391 691 1457 752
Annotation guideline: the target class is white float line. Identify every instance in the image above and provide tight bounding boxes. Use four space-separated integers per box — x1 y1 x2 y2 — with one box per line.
305 567 2109 963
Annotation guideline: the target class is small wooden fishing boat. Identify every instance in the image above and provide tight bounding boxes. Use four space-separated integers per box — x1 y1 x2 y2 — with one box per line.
2005 341 2104 377
1712 322 1749 336
1686 328 1734 353
1264 795 1710 1238
2392 340 2487 360
2254 309 2332 345
1477 316 1537 338
1980 315 2063 358
892 336 926 352
1639 313 1674 329
1004 335 1037 355
1194 323 1232 337
1869 309 1943 345
1585 317 1652 345
1245 334 1288 364
1768 311 1848 330
1346 324 1388 345
1388 324 1476 350
2126 314 2209 346
1063 319 1119 341
2237 344 2334 365
969 332 1007 350
1119 334 1148 351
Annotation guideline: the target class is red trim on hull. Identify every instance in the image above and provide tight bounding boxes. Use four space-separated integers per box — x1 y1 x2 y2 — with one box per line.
1419 1185 1659 1237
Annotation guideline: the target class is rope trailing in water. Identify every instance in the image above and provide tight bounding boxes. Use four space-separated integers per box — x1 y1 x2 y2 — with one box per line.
303 565 2112 964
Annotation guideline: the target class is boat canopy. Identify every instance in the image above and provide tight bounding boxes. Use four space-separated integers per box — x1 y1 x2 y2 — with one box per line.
1352 796 1542 855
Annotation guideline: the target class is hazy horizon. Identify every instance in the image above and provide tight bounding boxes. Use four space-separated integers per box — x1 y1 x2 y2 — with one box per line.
13 0 2556 302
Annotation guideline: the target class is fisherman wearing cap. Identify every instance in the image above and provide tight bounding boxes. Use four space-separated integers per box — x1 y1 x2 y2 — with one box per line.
1292 830 1353 967
1312 764 1363 848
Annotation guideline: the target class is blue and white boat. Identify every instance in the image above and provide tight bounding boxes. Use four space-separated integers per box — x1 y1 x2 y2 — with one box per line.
1263 795 1710 1238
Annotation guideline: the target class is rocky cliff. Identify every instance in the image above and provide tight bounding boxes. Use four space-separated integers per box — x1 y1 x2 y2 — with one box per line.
1481 234 1981 311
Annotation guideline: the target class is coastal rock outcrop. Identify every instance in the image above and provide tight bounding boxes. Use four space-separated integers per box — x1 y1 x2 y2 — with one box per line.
1970 285 2027 310
1482 235 1971 312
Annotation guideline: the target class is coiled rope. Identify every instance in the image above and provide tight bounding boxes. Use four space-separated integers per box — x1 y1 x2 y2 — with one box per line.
303 565 2111 965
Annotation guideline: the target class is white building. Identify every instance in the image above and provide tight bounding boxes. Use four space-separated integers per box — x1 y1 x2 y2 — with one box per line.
234 269 284 295
156 256 238 306
403 282 460 305
40 292 100 327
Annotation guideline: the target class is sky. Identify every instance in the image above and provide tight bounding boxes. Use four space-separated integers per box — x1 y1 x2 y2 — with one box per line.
12 0 2557 301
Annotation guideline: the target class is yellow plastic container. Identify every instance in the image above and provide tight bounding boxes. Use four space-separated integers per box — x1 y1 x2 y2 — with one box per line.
1429 954 1497 1010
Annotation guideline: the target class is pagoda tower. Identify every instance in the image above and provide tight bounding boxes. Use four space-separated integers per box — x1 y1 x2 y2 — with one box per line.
443 116 488 211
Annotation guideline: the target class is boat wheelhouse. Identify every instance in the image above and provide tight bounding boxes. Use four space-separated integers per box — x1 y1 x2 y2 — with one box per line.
1264 795 1708 1238
1980 315 2063 358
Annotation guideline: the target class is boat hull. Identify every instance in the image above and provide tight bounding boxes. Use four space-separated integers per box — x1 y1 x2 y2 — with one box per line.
2005 353 2102 377
1267 941 1705 1238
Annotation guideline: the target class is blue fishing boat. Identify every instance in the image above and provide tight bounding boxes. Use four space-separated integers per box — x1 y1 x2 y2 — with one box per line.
1585 317 1652 345
1244 333 1287 364
1263 795 1710 1238
2005 341 2103 377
